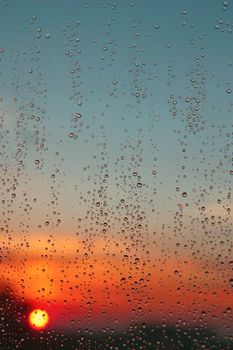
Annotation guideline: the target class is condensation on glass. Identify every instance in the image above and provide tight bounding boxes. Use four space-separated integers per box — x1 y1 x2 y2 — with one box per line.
0 1 232 349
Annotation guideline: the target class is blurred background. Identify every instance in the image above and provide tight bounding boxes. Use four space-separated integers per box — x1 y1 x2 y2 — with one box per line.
0 0 232 348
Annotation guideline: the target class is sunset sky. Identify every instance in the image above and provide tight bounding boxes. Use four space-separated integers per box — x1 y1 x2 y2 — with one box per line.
0 0 232 337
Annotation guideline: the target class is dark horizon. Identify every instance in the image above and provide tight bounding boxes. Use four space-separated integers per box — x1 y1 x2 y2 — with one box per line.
0 286 232 349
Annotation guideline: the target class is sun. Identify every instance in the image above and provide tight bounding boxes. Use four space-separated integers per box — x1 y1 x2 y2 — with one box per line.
29 309 49 330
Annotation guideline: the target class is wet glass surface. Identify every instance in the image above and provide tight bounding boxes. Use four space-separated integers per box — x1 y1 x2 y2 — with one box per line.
0 1 232 349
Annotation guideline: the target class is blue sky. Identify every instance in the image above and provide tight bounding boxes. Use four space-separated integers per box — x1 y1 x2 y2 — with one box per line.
0 0 232 242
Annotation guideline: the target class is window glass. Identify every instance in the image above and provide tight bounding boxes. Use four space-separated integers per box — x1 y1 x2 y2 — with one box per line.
0 1 232 349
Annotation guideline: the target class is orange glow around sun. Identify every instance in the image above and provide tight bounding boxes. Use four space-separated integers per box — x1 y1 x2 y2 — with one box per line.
29 309 49 330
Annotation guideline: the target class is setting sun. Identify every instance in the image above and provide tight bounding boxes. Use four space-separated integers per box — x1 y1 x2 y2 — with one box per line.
29 309 49 330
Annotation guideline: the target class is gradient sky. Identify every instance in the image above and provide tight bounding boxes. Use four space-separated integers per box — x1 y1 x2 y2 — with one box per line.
0 0 232 334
